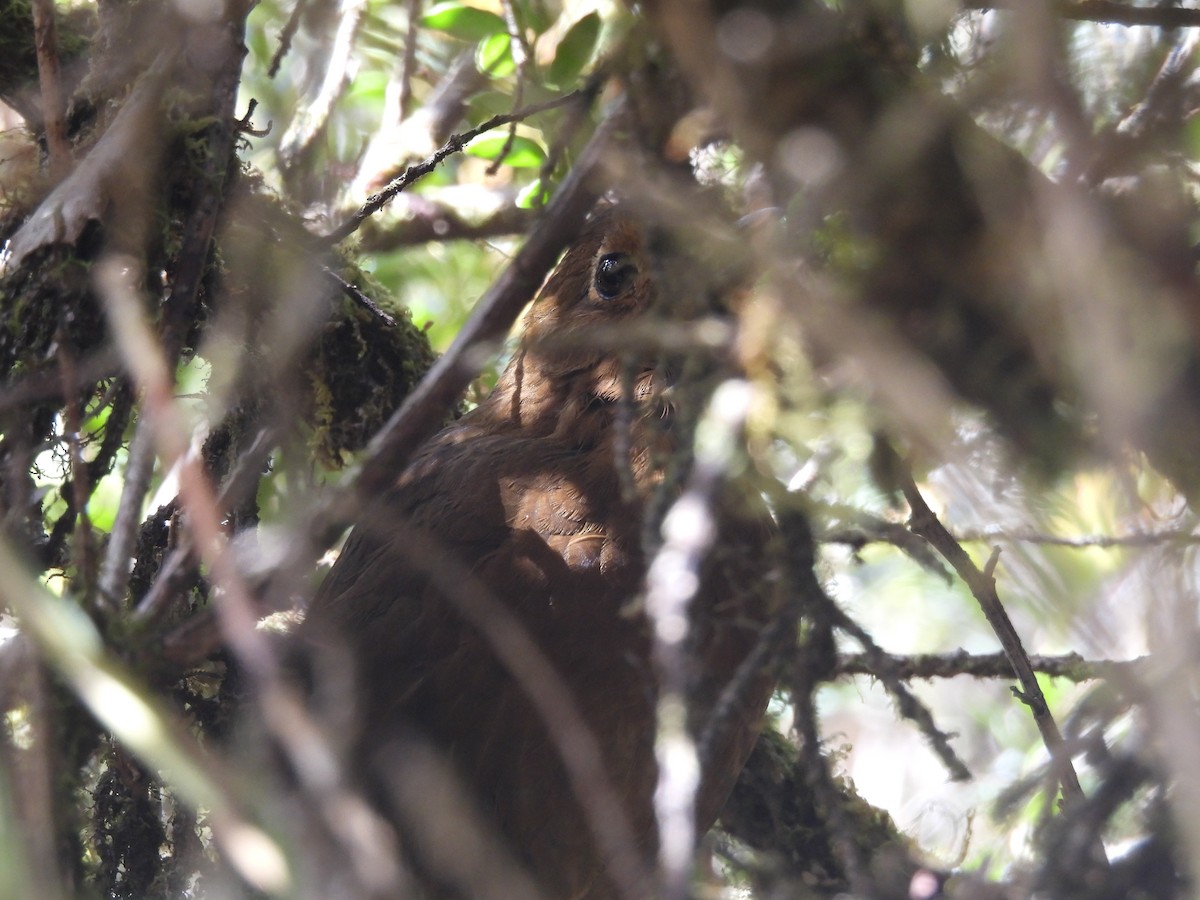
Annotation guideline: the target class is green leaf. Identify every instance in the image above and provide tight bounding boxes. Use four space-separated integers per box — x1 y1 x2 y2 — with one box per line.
516 177 549 208
548 12 600 86
523 1 555 35
466 133 546 168
476 31 515 77
466 89 519 121
86 471 123 533
421 2 505 41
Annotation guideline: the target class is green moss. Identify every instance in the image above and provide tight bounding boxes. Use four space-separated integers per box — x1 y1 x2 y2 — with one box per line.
0 0 95 104
207 179 437 469
722 727 912 886
305 262 437 467
0 0 42 90
0 246 103 380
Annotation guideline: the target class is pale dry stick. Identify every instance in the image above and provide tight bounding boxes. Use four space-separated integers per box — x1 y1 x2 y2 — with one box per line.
644 379 755 900
3 661 64 900
31 0 69 177
95 257 407 896
0 721 44 900
97 415 157 612
277 0 369 169
0 532 290 894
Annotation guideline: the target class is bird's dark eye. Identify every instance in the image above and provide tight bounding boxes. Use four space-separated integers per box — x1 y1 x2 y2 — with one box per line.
593 252 638 300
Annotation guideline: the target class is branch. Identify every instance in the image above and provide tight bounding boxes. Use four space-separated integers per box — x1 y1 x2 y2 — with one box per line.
645 381 756 899
278 0 369 172
98 22 245 614
836 650 1148 681
898 467 1092 810
966 0 1200 29
267 0 309 78
822 597 973 782
357 197 534 251
791 635 874 895
823 525 1200 549
133 429 278 626
321 88 593 246
323 267 397 328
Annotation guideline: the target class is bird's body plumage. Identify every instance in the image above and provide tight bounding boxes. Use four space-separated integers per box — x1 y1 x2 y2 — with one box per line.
303 208 774 898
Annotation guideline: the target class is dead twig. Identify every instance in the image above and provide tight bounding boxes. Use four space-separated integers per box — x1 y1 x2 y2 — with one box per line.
323 267 397 328
322 88 593 246
836 649 1149 682
897 465 1095 817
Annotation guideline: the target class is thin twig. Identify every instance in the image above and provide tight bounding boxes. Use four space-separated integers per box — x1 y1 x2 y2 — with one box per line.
0 348 120 416
698 611 791 773
99 253 406 896
770 502 972 780
898 468 1092 809
322 89 591 246
538 75 602 201
268 0 310 78
357 197 533 250
836 650 1148 682
792 638 874 895
100 25 245 612
823 524 1200 549
375 519 654 900
98 417 157 611
822 594 973 781
58 346 98 613
487 0 531 176
134 429 278 625
323 266 396 327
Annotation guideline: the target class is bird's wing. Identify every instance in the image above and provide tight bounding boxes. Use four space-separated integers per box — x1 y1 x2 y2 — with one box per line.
302 428 617 643
303 431 510 637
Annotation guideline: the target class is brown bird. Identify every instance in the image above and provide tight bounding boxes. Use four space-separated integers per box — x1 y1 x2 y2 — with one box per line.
302 205 775 899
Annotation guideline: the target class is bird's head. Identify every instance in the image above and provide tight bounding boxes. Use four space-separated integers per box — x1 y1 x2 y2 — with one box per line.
489 206 670 433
